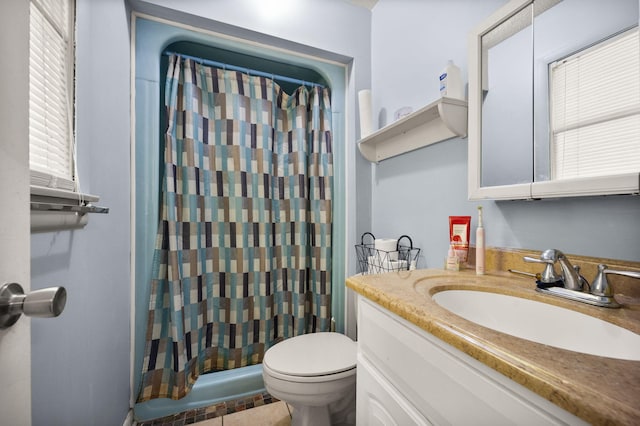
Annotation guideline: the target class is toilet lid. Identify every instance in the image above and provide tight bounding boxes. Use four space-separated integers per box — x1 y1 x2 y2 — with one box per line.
263 332 356 377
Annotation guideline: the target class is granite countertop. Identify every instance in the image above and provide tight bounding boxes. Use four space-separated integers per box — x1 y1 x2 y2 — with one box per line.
346 267 640 425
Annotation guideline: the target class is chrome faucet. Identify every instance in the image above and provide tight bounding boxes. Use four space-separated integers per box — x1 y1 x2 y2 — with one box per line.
523 249 584 291
522 249 640 308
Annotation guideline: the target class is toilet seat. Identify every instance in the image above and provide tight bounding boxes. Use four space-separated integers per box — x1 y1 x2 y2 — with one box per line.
262 332 358 425
263 332 356 382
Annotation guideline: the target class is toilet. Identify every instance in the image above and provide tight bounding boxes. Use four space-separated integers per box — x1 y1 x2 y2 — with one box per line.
262 332 357 426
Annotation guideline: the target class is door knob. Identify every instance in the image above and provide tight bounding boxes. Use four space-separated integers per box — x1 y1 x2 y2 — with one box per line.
0 283 66 329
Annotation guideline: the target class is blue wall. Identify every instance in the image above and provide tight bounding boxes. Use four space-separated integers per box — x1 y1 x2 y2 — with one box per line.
30 0 132 425
370 0 640 267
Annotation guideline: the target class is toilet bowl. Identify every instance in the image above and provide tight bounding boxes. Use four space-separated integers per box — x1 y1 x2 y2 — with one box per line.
262 332 357 426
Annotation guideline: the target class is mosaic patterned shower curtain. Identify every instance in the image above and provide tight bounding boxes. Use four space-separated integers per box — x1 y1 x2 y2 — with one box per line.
137 54 333 402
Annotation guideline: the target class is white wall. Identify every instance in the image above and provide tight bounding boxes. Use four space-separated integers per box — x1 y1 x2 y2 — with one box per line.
370 0 640 268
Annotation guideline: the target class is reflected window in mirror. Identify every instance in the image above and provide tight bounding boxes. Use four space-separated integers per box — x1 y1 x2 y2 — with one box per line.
480 4 533 188
549 27 639 181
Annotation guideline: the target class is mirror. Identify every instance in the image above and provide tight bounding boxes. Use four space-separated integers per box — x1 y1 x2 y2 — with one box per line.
468 0 640 200
480 3 533 188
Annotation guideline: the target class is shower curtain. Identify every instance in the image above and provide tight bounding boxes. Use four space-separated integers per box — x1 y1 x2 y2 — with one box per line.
137 54 333 402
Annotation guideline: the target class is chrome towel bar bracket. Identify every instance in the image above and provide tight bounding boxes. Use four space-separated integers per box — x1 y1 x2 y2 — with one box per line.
30 201 109 214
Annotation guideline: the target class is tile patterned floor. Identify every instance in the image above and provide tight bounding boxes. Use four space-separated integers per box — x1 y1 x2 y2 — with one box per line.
197 401 291 426
136 392 291 426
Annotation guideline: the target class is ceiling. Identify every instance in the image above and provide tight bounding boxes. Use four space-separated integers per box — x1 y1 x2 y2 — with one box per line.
346 0 378 10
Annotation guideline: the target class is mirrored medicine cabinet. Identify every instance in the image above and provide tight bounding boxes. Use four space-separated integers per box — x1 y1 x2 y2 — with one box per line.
468 0 640 200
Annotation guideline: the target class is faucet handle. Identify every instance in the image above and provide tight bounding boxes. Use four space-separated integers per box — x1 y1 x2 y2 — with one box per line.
591 264 640 297
573 265 590 292
523 255 562 284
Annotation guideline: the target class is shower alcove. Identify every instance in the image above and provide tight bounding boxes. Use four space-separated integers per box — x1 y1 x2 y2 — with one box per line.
133 15 347 422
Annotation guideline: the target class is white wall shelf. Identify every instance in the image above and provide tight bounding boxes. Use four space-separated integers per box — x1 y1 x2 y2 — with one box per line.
358 97 468 163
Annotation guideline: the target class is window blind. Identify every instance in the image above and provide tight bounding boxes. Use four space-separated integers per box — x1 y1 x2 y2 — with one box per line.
29 0 76 192
550 28 640 180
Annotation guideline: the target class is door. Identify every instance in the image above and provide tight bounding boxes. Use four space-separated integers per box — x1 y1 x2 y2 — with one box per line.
356 357 431 426
0 1 32 425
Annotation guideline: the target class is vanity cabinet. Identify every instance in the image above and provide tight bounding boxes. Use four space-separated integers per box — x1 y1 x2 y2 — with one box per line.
356 296 587 425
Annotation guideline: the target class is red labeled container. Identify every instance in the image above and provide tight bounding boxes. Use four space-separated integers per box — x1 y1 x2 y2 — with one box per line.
449 216 471 263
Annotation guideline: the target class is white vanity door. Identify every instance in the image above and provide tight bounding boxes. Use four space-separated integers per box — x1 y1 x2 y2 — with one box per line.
357 355 431 426
356 296 587 425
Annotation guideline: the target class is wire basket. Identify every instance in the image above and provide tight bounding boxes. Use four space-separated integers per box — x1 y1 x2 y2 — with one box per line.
355 233 420 274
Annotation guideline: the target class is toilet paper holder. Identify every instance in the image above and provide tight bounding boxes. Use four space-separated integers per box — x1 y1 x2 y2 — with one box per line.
0 282 67 329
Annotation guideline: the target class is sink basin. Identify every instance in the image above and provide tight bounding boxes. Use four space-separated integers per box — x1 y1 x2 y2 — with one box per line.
432 290 640 361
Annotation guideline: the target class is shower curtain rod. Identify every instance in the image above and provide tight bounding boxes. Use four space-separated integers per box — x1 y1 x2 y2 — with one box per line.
163 51 325 89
